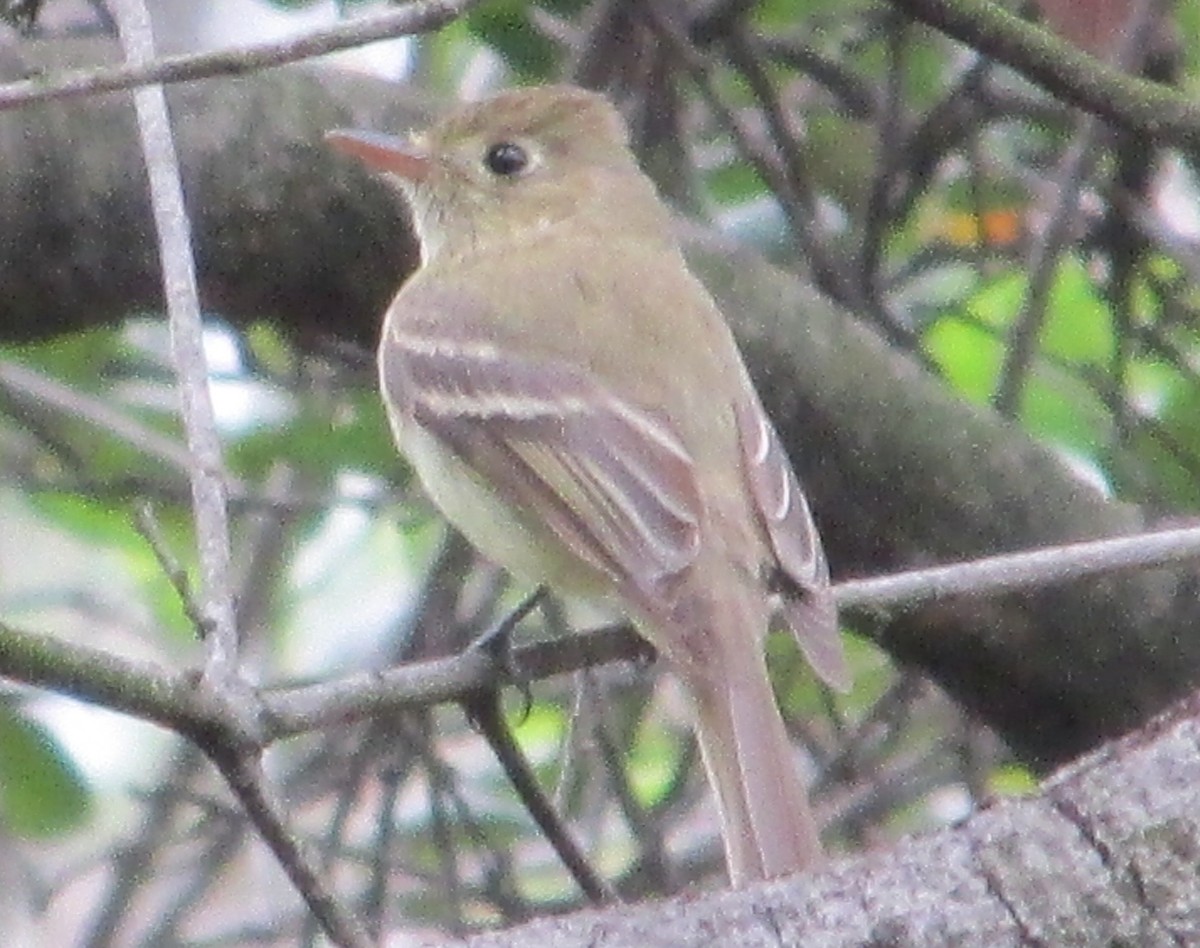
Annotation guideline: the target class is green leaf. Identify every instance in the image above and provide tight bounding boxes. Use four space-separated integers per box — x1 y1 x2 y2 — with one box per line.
626 723 682 808
924 258 1114 456
25 492 141 548
228 389 400 485
755 0 848 29
0 705 91 837
1176 0 1200 75
466 3 558 79
1039 258 1113 366
953 259 1112 366
989 763 1038 797
4 327 133 392
903 32 953 108
242 322 296 378
924 313 1002 403
1018 366 1109 456
707 161 768 208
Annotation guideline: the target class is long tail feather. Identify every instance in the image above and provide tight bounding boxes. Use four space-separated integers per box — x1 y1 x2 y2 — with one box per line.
688 594 824 885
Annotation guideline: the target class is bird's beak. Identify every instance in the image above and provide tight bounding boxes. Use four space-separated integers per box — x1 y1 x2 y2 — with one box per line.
325 129 431 183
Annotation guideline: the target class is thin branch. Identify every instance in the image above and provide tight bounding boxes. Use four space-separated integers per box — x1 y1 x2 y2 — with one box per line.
263 624 654 741
991 112 1102 416
0 617 226 732
208 748 372 948
991 0 1161 417
2 515 1200 762
297 730 406 947
690 0 758 43
463 687 616 905
112 0 239 683
140 810 245 946
0 0 481 111
859 9 909 304
0 359 197 475
643 6 854 310
756 33 877 119
409 715 466 937
7 523 1200 746
884 0 1200 155
131 501 210 636
722 28 857 307
0 359 391 515
834 523 1200 612
81 748 208 948
592 705 672 892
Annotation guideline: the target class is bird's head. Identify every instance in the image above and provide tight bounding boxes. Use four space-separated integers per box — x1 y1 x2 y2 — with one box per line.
328 85 671 263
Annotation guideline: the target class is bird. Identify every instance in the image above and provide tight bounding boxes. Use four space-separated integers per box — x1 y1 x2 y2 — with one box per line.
327 84 848 886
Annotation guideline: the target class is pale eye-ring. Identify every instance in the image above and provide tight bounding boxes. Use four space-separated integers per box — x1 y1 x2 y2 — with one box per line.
484 141 530 177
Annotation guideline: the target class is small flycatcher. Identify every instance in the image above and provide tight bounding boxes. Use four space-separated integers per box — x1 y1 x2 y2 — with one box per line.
328 85 848 886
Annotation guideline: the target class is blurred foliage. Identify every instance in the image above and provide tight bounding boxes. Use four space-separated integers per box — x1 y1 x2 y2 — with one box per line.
0 702 90 837
3 0 1200 940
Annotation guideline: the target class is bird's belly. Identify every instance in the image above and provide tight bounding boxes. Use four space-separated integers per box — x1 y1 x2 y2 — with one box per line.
398 421 616 601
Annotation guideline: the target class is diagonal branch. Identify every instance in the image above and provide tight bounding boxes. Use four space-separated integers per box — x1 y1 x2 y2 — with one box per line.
884 0 1200 153
0 0 481 111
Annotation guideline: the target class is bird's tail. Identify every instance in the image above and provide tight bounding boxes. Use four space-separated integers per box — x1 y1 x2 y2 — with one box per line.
687 591 823 885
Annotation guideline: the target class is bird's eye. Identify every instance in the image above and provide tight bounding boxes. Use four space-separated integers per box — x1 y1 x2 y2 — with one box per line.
484 142 529 177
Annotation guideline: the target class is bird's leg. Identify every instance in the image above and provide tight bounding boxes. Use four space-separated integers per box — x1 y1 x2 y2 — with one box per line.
470 584 547 712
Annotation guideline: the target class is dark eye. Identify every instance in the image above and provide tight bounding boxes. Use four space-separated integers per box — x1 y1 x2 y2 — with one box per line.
484 142 529 176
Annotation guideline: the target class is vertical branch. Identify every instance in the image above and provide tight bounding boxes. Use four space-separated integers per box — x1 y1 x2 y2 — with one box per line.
110 3 368 944
990 0 1164 417
109 0 239 686
860 10 910 303
990 112 1101 417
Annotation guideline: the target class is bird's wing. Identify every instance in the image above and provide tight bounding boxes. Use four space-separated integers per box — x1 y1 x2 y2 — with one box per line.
734 393 849 690
380 287 703 613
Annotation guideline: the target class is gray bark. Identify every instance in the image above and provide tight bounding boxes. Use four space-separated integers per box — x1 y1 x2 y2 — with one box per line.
453 691 1200 947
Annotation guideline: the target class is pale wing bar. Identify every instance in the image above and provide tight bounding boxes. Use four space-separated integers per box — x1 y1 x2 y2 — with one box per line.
735 394 824 586
735 394 849 690
383 323 703 607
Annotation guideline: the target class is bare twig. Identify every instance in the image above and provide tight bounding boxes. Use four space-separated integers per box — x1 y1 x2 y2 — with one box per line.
4 520 1200 752
0 359 391 515
722 30 854 304
883 0 1200 155
0 0 481 111
592 706 672 892
463 687 617 905
209 747 371 948
403 713 468 936
991 0 1162 417
81 748 208 948
859 9 909 304
0 359 196 474
990 111 1102 416
109 2 379 942
756 33 877 118
112 0 239 684
834 523 1200 612
643 7 852 310
131 501 210 635
264 623 654 740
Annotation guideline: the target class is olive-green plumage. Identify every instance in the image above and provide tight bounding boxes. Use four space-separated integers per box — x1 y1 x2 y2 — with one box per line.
329 85 847 886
